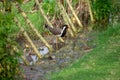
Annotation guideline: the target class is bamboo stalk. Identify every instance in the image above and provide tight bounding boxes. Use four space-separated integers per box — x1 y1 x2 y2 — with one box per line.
15 18 42 59
58 2 77 33
87 0 94 22
66 0 83 28
21 55 29 65
63 16 74 37
62 14 74 37
35 0 53 28
34 0 64 42
19 10 53 51
24 31 42 58
57 1 74 37
58 4 74 37
15 20 29 65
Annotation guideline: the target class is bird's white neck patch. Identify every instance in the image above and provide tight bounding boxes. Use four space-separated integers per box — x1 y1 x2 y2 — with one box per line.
58 26 66 37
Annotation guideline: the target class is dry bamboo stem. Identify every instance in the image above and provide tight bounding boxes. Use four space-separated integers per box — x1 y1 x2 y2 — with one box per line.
66 0 83 28
20 11 53 52
62 14 74 37
34 0 64 42
23 31 42 58
15 18 42 64
87 0 94 22
58 2 77 33
21 55 29 65
59 4 74 37
35 0 53 28
15 19 29 65
64 18 74 37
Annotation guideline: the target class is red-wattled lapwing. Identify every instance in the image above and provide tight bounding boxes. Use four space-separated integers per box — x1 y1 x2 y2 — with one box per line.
45 24 69 49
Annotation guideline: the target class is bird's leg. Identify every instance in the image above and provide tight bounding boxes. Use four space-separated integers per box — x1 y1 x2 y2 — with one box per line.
56 36 58 50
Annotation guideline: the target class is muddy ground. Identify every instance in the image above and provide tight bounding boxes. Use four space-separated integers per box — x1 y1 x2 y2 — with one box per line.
19 31 96 80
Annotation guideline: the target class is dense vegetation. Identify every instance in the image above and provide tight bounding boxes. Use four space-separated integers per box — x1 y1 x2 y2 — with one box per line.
0 11 20 79
0 0 23 79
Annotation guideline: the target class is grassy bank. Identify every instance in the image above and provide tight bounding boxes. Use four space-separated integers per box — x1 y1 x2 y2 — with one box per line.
47 23 120 80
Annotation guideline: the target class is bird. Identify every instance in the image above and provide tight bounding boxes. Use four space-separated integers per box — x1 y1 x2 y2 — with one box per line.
45 24 69 49
45 24 69 37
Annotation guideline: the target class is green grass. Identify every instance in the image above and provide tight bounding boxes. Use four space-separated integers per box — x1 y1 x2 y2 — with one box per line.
47 24 120 80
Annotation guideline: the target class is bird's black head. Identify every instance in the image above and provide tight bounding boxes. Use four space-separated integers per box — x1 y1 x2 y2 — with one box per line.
62 25 69 29
45 24 48 28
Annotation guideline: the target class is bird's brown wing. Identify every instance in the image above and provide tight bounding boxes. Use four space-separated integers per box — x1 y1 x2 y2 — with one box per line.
47 26 62 35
